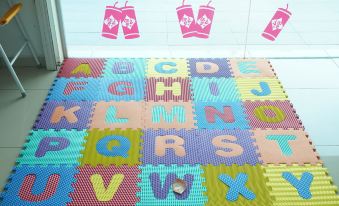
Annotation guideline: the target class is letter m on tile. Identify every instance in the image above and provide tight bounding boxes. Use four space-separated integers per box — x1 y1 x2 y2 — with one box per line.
152 106 186 123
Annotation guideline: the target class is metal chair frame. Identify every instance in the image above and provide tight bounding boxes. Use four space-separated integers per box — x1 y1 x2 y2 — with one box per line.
0 1 40 97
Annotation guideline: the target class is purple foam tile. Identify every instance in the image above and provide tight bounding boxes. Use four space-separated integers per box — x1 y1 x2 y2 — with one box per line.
196 129 260 165
34 101 94 130
188 58 232 78
141 129 200 165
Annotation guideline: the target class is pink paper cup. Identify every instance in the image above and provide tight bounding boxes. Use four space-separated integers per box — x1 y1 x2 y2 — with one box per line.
102 6 122 39
176 5 196 38
262 5 292 41
121 6 140 39
195 5 215 38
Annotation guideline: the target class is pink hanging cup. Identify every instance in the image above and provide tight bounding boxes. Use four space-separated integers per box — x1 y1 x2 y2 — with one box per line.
195 1 215 39
121 1 140 39
176 0 196 38
262 4 292 41
102 1 122 39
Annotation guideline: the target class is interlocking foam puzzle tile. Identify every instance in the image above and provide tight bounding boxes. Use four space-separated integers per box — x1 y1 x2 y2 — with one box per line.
144 101 196 129
146 77 192 102
252 129 321 165
202 164 272 206
236 78 288 100
90 101 143 130
263 164 339 206
195 101 250 129
191 77 240 102
102 58 146 78
196 130 259 165
244 100 303 129
141 129 200 165
48 78 100 101
34 101 94 130
137 164 207 206
3 57 339 205
188 58 233 78
57 58 105 78
80 128 143 166
229 58 275 78
146 58 190 78
69 165 140 206
97 77 145 101
0 165 77 206
17 129 87 166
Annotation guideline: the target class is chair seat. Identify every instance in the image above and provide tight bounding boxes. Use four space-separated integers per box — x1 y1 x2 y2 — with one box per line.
0 3 22 26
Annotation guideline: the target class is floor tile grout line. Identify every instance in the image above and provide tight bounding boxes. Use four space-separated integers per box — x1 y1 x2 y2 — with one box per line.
0 89 51 91
0 147 22 149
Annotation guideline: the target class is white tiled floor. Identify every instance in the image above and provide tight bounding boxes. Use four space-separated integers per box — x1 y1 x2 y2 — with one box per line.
270 59 339 89
286 89 339 147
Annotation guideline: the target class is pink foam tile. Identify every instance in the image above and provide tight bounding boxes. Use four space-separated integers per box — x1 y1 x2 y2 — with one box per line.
58 58 105 78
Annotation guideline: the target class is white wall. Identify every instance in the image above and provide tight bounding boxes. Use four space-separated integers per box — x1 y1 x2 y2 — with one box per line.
0 0 45 67
61 0 339 58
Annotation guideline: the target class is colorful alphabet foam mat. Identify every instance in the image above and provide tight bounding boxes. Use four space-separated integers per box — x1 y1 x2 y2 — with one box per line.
1 58 339 205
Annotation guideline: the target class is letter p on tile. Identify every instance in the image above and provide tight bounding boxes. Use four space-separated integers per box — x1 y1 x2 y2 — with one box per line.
35 137 70 157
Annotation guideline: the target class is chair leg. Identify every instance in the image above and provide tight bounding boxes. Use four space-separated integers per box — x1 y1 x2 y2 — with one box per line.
27 41 41 66
0 43 26 97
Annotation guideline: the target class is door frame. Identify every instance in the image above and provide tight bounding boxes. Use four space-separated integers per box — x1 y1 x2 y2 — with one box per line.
35 0 65 70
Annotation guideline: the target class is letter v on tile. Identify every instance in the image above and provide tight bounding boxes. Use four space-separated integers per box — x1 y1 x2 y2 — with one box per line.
90 174 124 202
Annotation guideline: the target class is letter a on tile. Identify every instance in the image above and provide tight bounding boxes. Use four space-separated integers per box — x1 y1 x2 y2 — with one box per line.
155 135 186 157
19 174 60 201
219 173 256 202
251 82 271 96
150 173 193 200
282 172 313 199
90 174 124 202
71 63 92 76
